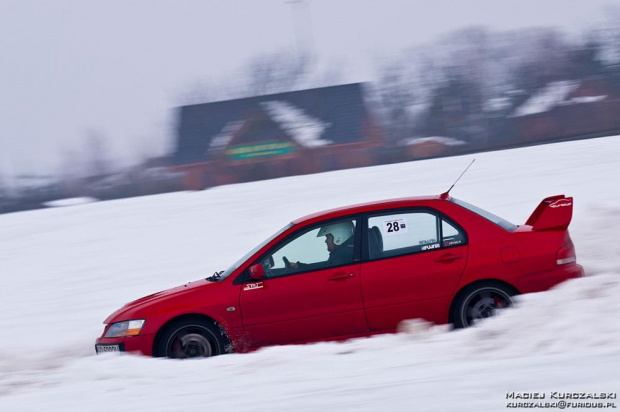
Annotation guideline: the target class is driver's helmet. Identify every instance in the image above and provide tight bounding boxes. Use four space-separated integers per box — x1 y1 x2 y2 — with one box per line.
317 221 354 246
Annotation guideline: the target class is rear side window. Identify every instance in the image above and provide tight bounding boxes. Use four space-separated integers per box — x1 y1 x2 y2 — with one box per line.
442 220 466 247
450 198 517 231
367 211 468 260
367 212 440 259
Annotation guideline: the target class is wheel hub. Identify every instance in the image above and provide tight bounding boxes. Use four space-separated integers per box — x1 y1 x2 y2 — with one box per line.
472 297 496 319
171 332 212 358
463 288 512 327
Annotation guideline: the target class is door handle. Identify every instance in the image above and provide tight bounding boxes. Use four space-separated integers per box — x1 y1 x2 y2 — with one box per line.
327 273 355 281
435 253 462 263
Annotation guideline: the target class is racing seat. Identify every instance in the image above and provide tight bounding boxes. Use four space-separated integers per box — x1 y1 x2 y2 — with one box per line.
368 226 383 259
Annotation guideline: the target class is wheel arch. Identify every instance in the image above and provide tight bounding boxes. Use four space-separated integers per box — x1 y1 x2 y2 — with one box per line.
151 313 232 357
448 279 521 325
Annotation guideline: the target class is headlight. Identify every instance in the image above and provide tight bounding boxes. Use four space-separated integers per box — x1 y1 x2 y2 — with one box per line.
105 319 146 338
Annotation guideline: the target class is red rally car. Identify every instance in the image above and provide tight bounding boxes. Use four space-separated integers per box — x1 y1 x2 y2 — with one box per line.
96 193 584 358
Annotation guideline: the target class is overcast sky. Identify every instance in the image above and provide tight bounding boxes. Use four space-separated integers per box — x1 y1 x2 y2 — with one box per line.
0 0 616 178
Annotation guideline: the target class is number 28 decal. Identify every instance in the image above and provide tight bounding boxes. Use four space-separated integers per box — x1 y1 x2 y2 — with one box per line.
383 219 408 235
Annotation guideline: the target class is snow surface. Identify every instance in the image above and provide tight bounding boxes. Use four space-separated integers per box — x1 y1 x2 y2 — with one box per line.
513 85 607 117
401 136 467 146
207 121 245 153
484 96 512 112
260 101 333 147
565 95 607 105
43 197 98 208
1 136 620 411
513 81 579 117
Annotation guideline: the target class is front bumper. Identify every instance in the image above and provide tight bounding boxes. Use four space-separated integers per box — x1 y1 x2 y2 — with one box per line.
95 333 155 356
95 342 125 354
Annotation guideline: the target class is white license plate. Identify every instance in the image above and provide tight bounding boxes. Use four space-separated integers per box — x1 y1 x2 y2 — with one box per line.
96 344 120 354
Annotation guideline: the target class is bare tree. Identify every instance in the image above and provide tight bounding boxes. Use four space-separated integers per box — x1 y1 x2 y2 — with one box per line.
0 173 7 212
54 131 113 198
372 55 425 144
243 51 312 95
507 28 571 93
600 5 620 65
83 129 111 178
177 49 343 106
57 147 86 197
177 78 248 105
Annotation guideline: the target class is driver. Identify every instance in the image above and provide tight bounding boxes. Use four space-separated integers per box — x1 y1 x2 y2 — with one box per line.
289 221 355 270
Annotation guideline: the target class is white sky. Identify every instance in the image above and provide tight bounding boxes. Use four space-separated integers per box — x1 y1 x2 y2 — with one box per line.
0 0 616 177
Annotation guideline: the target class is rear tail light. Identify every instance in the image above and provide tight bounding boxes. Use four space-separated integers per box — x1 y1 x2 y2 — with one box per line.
556 239 576 265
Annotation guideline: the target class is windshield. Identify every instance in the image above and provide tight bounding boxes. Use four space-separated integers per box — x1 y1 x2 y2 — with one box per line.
216 223 294 281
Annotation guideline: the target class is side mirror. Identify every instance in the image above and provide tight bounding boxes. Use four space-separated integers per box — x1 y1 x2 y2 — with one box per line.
249 263 266 280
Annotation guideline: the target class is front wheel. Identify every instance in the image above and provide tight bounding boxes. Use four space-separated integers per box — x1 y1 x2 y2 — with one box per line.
451 283 515 329
157 318 230 359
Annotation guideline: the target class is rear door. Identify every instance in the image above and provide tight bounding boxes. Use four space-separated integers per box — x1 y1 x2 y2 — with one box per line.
361 209 468 330
240 216 368 347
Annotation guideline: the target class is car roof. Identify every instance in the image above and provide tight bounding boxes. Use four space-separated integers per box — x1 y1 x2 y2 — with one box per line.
292 195 444 225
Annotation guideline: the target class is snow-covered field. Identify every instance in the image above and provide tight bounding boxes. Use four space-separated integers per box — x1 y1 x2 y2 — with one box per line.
1 136 620 411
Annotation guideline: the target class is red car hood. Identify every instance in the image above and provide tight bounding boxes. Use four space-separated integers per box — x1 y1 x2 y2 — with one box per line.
103 279 215 324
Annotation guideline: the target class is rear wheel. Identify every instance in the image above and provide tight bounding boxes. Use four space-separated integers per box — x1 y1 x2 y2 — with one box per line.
452 282 515 328
157 318 229 359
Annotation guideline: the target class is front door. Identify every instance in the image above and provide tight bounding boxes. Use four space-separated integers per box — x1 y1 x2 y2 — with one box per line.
240 217 368 347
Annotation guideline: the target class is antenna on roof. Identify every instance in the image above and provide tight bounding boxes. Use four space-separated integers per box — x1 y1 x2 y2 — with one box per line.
440 159 476 199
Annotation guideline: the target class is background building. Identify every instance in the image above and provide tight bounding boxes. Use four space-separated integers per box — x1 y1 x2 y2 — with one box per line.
172 83 381 190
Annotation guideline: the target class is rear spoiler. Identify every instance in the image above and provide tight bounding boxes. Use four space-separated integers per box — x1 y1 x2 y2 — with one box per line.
525 195 573 231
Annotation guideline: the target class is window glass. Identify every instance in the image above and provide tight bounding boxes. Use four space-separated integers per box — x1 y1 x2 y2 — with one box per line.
450 198 517 231
442 220 460 237
368 212 439 259
263 218 357 277
441 219 466 247
220 223 293 281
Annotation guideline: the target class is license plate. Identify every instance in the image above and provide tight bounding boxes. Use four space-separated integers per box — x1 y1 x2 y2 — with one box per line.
96 344 120 354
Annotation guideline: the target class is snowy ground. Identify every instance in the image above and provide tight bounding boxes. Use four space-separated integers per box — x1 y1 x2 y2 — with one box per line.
1 136 620 411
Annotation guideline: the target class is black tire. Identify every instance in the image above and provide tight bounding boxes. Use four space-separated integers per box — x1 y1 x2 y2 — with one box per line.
451 282 515 329
157 317 230 359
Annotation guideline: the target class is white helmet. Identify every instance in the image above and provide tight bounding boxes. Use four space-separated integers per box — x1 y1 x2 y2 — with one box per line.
317 221 354 246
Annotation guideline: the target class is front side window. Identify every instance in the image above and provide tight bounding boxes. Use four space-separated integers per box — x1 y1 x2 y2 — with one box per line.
261 218 357 278
222 223 293 281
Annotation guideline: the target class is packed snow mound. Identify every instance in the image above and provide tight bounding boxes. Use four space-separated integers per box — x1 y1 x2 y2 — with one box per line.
450 274 620 359
324 273 620 362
